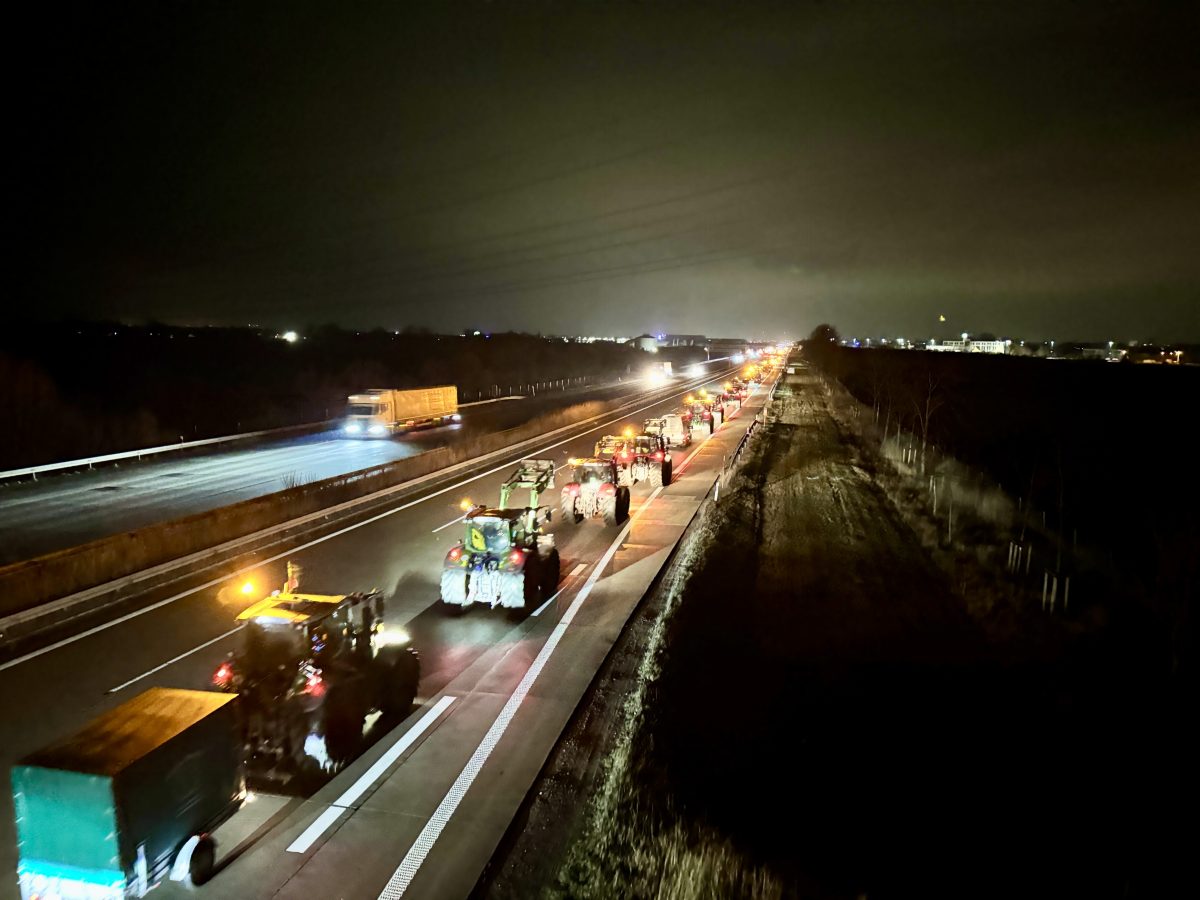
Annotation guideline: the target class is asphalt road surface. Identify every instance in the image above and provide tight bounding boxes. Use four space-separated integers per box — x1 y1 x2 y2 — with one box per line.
0 381 641 565
0 365 756 900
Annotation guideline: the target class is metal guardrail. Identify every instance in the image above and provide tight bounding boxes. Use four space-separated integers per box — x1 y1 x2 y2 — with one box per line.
0 419 334 483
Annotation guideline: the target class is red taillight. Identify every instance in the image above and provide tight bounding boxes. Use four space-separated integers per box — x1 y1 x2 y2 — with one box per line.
449 546 462 561
599 482 616 495
212 662 233 687
567 483 581 497
509 550 524 566
654 450 663 460
303 668 325 697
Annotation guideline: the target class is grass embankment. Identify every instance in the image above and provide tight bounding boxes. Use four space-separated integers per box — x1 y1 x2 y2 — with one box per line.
546 367 1186 898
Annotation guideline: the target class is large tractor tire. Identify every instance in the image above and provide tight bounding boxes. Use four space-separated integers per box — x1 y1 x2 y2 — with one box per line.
323 683 366 768
712 408 723 429
377 648 420 719
603 487 630 525
560 491 583 524
649 463 664 488
694 420 712 438
499 556 540 615
600 491 619 526
661 459 673 487
440 568 468 613
541 549 561 598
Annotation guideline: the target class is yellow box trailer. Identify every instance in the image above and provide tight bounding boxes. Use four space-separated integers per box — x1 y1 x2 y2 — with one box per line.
342 386 459 436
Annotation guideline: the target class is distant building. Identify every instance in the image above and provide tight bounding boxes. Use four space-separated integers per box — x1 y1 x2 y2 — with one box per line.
659 333 709 349
632 334 660 353
926 338 1008 354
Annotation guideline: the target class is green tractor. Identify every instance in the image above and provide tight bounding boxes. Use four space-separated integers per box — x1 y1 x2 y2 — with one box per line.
440 459 561 616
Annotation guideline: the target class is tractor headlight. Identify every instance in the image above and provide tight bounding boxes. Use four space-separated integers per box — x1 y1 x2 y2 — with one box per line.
376 627 411 647
368 424 386 435
344 422 362 434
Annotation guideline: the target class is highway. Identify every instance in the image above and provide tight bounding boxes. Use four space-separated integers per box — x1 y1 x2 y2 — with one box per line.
0 381 640 566
0 366 767 900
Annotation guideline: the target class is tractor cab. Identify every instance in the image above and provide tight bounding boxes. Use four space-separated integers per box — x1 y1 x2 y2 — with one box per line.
570 457 620 485
220 591 389 694
456 506 547 558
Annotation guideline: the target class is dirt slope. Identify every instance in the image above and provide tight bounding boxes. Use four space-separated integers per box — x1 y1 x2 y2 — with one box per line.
481 366 1185 899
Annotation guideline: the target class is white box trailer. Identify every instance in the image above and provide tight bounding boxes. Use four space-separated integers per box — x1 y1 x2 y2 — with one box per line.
343 386 459 436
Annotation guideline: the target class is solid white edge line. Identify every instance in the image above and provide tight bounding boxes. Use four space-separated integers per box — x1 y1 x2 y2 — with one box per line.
374 486 664 899
431 515 464 533
106 625 244 694
568 563 587 578
529 589 562 618
286 695 457 854
0 368 738 675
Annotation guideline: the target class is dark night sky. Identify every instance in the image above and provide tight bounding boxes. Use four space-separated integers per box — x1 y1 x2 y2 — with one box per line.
12 0 1200 341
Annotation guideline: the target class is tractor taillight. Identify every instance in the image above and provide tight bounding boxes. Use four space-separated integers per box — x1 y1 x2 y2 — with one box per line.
599 482 616 495
303 668 326 697
449 546 462 561
567 483 581 497
212 661 234 688
654 450 663 461
509 550 524 566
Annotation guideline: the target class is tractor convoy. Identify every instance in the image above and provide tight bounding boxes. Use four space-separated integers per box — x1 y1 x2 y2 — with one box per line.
9 363 774 900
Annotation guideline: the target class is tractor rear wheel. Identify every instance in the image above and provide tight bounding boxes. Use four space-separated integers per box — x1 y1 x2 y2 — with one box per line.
440 568 468 613
377 648 420 719
541 549 561 598
600 492 619 526
323 684 366 768
661 459 673 486
712 408 723 428
560 491 582 524
499 557 539 613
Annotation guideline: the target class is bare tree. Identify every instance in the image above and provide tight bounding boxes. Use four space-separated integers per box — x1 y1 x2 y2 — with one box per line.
911 371 943 475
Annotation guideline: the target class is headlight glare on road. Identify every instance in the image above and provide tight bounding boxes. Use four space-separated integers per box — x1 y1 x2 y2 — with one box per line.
376 627 411 647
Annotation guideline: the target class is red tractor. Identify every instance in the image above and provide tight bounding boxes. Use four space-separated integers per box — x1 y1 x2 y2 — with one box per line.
594 432 673 488
559 457 631 526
